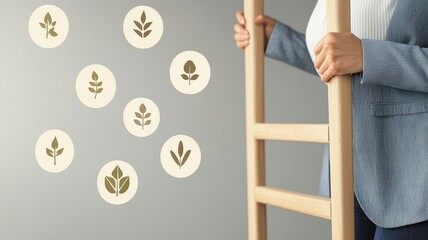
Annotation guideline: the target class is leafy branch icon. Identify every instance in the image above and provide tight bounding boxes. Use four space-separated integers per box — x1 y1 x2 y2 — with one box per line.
39 12 58 39
134 102 151 130
181 60 199 85
88 71 103 99
105 165 130 197
46 136 64 166
133 11 153 38
170 140 191 169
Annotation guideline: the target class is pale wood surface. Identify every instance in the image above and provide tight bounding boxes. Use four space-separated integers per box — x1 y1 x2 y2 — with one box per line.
326 0 355 239
254 123 329 143
244 0 266 239
255 186 332 220
244 0 354 239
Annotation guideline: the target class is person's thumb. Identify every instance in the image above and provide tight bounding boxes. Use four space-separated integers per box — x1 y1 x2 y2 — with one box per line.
253 15 271 25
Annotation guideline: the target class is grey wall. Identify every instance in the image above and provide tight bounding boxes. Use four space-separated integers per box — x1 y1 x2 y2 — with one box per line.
0 0 330 239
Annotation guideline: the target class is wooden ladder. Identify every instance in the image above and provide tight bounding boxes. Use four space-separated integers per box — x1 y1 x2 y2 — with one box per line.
244 0 354 239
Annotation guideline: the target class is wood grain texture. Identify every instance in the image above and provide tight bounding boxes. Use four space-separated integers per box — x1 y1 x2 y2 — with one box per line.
255 186 332 220
254 123 329 143
326 0 355 239
244 0 266 239
244 0 354 239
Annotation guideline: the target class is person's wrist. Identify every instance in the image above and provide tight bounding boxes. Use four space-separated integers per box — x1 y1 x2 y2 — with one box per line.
264 21 277 52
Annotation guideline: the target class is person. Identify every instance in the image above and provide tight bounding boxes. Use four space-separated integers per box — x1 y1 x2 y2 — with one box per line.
234 0 428 239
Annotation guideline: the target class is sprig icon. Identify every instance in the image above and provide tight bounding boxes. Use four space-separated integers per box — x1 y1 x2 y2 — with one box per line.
134 102 151 130
46 136 64 166
105 165 130 197
181 60 199 85
170 140 191 169
39 12 58 39
88 71 103 99
133 11 153 38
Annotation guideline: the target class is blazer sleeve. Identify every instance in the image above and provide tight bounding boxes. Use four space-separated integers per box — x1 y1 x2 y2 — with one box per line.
264 20 319 76
360 39 428 93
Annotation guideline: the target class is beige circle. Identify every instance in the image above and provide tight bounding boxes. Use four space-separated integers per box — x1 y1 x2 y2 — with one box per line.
97 160 138 205
123 98 160 137
170 51 210 94
160 135 201 178
35 129 74 173
76 64 116 108
123 5 163 49
28 5 69 48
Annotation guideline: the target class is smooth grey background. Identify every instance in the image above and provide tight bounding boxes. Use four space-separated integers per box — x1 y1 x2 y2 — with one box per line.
0 0 330 239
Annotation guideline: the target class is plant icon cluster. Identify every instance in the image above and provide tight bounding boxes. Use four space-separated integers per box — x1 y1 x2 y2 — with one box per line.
39 12 58 39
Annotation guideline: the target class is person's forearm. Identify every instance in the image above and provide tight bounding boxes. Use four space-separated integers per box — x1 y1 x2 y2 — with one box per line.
265 21 318 76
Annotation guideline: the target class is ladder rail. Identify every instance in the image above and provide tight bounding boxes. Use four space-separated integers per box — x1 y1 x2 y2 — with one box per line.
326 0 355 239
244 0 354 240
244 0 266 239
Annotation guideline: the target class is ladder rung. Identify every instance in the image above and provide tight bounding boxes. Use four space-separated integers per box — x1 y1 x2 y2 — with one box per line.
253 123 329 143
254 186 331 220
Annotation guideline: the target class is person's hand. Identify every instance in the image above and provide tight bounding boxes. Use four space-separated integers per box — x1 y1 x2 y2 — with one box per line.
313 32 363 82
234 11 276 51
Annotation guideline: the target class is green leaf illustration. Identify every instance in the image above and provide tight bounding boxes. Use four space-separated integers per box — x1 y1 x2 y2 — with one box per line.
144 22 152 30
134 119 142 126
139 103 146 113
56 148 64 156
46 148 53 157
41 12 58 39
134 102 151 130
52 136 58 149
133 11 152 38
143 30 152 38
105 176 116 194
112 165 123 180
46 136 63 166
170 140 192 169
49 28 58 37
184 60 196 74
92 71 98 80
170 151 180 166
44 12 52 25
182 60 199 85
181 74 189 80
105 165 130 197
141 11 146 24
89 71 102 99
134 20 142 30
119 176 130 194
134 29 143 38
178 140 183 157
182 150 191 166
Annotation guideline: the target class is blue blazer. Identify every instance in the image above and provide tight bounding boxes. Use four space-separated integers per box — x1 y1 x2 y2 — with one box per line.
264 0 428 228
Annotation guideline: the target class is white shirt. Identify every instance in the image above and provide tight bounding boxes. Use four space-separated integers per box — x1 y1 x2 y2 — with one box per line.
305 0 398 76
